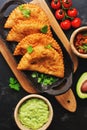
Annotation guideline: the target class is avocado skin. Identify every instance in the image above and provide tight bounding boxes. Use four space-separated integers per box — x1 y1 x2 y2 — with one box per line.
76 72 87 99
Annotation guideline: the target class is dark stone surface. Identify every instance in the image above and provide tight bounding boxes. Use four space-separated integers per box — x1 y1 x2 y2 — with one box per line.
0 0 87 130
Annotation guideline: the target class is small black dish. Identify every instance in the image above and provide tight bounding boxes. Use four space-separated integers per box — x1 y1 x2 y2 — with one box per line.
0 0 74 96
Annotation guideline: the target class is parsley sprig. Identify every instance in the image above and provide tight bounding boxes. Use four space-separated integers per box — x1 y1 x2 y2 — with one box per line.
27 46 34 54
9 77 20 91
40 25 48 34
19 5 31 18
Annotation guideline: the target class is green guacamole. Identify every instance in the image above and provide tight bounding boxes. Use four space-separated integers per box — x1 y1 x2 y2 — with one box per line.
18 98 49 130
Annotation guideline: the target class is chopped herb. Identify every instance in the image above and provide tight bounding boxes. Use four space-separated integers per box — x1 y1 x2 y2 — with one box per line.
38 77 42 83
45 44 52 49
9 77 20 91
40 25 48 34
31 72 57 86
22 9 31 18
31 72 38 78
27 46 34 54
19 5 31 18
79 43 87 52
19 5 24 11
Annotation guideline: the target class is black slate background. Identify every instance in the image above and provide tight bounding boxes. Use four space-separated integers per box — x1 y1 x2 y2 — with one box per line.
0 0 87 130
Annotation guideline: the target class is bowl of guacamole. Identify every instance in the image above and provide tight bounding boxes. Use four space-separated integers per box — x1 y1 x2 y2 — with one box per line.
14 94 53 130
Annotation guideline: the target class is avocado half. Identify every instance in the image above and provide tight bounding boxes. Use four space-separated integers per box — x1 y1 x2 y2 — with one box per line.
76 72 87 99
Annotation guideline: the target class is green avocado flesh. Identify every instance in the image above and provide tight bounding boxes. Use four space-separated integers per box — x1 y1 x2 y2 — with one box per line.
18 98 49 130
76 72 87 99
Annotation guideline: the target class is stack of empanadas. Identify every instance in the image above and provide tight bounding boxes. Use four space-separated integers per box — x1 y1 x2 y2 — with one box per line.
4 3 64 78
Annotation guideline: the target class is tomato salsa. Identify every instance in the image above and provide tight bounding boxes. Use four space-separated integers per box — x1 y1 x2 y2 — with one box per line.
74 31 87 54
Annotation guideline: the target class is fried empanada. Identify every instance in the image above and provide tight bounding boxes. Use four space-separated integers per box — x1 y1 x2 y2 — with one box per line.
4 3 50 28
17 45 64 78
6 20 52 42
13 33 63 56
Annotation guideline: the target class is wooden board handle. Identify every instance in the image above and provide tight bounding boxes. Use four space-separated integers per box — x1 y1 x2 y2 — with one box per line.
0 38 37 93
55 89 77 112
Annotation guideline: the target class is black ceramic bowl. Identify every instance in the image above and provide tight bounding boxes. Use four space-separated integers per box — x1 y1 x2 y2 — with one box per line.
0 0 73 96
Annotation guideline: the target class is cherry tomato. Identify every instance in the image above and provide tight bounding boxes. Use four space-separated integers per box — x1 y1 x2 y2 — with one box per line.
51 0 61 10
60 19 71 30
67 8 78 18
62 0 72 9
55 9 65 20
71 17 82 28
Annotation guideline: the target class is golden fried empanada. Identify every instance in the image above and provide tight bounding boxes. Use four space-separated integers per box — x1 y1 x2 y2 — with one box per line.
17 45 64 78
14 33 63 56
6 20 52 42
4 3 50 28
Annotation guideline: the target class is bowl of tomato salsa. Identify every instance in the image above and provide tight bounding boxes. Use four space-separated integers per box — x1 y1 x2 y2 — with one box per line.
70 26 87 58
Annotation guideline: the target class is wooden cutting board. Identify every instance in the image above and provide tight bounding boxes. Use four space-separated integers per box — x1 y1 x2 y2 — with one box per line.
0 0 77 112
31 0 77 112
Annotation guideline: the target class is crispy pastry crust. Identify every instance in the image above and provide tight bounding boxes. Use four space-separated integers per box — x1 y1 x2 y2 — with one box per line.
6 20 52 42
17 45 64 78
13 33 63 56
4 3 50 28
